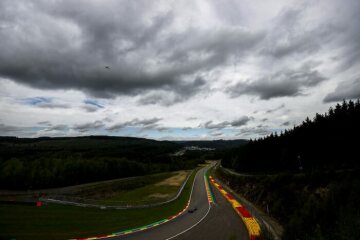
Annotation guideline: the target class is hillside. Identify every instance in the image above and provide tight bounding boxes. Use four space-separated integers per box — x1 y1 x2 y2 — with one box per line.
0 136 181 165
222 99 360 173
217 99 360 240
0 136 247 190
0 136 195 190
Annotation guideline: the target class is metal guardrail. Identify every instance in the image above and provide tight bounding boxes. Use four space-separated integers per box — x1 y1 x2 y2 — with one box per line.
40 170 194 209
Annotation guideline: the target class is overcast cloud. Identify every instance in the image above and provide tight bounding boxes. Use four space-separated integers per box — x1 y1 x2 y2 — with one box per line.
107 117 163 131
226 63 327 100
1 0 360 139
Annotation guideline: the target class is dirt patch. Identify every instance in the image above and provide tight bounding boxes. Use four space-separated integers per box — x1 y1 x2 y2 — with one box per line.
155 171 188 187
148 193 171 199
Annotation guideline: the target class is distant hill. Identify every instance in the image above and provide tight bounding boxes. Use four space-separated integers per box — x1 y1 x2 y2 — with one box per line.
0 136 189 190
0 135 174 146
0 135 179 164
0 135 249 190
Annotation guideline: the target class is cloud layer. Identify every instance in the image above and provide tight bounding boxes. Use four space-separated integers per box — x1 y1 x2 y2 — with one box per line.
324 79 360 102
1 0 360 139
0 0 263 104
227 63 326 100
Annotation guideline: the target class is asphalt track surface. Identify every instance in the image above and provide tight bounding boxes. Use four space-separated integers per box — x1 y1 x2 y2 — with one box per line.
114 166 249 240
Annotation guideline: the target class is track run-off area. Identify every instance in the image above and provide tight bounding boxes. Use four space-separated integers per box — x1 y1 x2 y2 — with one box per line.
72 163 261 240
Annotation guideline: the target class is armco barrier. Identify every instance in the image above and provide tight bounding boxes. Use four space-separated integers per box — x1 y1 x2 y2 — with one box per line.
209 176 261 240
41 170 194 210
68 168 203 240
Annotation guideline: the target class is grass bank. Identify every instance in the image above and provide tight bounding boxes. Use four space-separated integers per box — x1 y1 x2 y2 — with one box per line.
0 168 199 240
215 166 360 240
100 170 189 206
1 170 189 206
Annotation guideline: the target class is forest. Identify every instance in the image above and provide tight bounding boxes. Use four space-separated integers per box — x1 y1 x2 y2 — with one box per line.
222 99 360 173
0 136 203 190
216 167 360 240
218 99 360 240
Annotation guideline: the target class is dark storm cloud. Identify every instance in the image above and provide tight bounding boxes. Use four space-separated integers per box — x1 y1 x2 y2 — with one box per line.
0 0 264 104
107 117 162 131
200 116 251 129
227 63 326 100
73 121 104 132
323 78 360 103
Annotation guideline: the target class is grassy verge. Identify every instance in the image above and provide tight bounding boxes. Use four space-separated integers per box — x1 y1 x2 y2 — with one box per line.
101 184 179 205
100 171 188 205
0 171 189 206
0 168 199 240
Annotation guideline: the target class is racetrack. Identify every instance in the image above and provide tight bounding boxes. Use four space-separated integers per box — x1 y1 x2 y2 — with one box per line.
114 165 249 240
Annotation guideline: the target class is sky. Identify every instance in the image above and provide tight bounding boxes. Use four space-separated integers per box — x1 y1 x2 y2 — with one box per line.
1 0 360 140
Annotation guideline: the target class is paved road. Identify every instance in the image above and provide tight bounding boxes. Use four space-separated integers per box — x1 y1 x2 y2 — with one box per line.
113 165 249 240
175 178 249 240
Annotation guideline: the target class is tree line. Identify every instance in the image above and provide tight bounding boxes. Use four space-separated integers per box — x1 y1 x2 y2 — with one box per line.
216 167 360 240
222 99 360 173
0 136 203 190
218 99 360 239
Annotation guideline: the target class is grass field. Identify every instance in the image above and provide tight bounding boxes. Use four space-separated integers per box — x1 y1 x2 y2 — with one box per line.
0 168 198 240
0 170 189 205
100 171 189 205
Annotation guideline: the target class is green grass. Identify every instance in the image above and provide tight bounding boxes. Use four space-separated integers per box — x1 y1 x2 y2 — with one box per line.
62 172 175 197
0 168 199 240
101 184 179 205
0 171 181 204
71 170 189 206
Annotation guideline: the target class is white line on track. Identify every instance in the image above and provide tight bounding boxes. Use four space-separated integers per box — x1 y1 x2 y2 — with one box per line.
163 166 212 240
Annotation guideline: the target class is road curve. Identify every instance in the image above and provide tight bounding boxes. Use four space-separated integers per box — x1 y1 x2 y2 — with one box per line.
112 166 210 240
111 164 249 240
174 175 249 240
